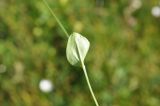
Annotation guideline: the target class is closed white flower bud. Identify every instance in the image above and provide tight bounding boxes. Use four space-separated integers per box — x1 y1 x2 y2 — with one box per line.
66 32 90 66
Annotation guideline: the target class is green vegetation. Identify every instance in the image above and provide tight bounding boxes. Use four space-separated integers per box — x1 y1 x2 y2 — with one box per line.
0 0 160 106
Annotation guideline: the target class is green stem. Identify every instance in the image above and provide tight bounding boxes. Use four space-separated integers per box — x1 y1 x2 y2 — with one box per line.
75 40 99 106
43 0 69 38
81 62 100 106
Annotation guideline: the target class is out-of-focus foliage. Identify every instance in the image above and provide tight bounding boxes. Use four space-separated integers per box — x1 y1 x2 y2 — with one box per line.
0 0 160 106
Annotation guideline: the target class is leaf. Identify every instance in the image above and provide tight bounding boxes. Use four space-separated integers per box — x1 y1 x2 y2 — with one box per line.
66 32 90 66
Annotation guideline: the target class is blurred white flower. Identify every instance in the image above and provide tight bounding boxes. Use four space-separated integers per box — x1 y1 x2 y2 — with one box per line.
39 79 53 93
151 6 160 17
0 64 6 73
131 0 142 10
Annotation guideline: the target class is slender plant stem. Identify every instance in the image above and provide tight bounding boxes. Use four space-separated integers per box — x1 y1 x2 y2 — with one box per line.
75 40 99 106
43 0 69 38
81 62 99 106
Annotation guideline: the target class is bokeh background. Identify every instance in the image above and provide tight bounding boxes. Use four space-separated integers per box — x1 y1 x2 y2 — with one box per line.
0 0 160 106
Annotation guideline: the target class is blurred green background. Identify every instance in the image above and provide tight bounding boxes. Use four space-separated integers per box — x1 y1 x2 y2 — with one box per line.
0 0 160 106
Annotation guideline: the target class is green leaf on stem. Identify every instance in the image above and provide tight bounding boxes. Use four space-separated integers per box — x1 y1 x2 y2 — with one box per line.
66 32 90 66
